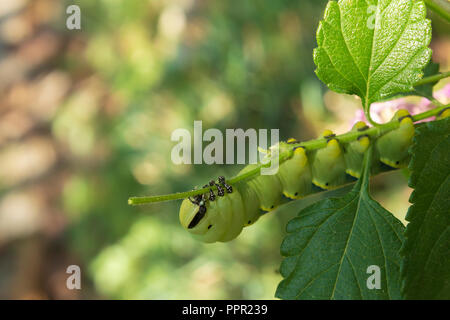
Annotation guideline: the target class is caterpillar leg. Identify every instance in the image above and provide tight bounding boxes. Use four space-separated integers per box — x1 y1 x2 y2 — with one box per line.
205 183 216 201
209 180 225 197
218 176 233 193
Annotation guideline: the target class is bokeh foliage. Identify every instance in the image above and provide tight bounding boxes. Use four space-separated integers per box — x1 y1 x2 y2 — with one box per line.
66 0 330 299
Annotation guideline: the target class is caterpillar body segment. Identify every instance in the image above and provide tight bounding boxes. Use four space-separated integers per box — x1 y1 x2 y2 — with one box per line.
376 109 415 168
310 131 347 189
239 164 284 211
219 191 246 242
344 121 371 178
234 181 261 226
277 146 312 199
179 110 416 243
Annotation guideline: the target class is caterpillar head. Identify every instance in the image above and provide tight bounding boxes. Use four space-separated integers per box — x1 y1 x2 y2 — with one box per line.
179 197 229 243
179 189 245 243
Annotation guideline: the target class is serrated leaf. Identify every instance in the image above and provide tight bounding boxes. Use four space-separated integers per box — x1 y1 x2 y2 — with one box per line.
276 148 405 300
411 61 440 98
313 0 432 109
401 118 450 299
382 61 440 101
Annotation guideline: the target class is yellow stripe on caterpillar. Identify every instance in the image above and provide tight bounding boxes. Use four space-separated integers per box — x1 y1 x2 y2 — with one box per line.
260 204 278 212
283 191 302 200
312 178 331 190
356 135 370 152
345 168 361 179
437 107 450 120
354 121 369 131
293 146 306 156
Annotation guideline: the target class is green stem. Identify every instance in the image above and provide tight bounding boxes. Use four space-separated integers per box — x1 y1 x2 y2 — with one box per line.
228 150 294 184
411 104 448 121
129 150 294 205
424 0 450 23
364 109 381 127
128 104 449 206
414 71 450 87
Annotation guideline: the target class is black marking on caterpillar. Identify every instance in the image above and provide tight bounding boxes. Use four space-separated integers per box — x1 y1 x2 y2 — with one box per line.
398 114 413 122
188 205 206 229
357 134 370 141
437 107 450 117
357 125 370 132
207 179 225 197
208 181 217 201
219 176 233 193
188 193 208 224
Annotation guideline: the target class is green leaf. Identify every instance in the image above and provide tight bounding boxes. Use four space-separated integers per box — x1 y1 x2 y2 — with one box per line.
313 0 432 110
276 147 405 300
382 61 440 101
411 61 440 99
401 118 450 299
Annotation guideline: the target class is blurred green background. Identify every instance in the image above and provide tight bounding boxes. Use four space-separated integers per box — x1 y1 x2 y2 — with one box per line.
0 0 448 299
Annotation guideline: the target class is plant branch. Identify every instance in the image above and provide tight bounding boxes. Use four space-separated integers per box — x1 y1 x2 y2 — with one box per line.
424 0 450 23
364 109 382 127
128 104 449 206
414 71 450 87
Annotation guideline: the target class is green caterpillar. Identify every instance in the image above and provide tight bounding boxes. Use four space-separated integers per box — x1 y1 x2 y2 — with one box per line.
179 109 416 243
